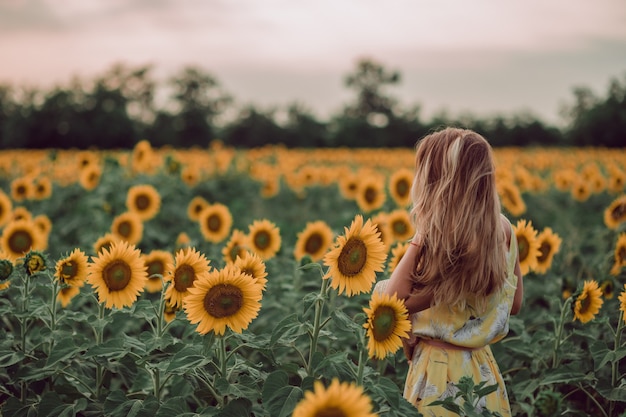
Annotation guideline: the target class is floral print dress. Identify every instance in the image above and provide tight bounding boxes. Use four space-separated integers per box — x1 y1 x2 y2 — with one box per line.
378 227 518 416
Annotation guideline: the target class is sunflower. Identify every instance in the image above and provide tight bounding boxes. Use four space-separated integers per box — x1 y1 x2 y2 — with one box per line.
187 196 210 222
571 177 591 202
247 219 282 260
10 176 32 202
176 232 192 250
0 253 14 290
608 168 625 194
32 176 52 200
165 247 211 309
33 214 52 238
93 233 122 255
497 180 526 217
355 176 386 213
111 211 144 245
619 285 626 323
572 280 604 323
292 379 377 417
260 176 280 198
513 219 540 275
338 172 360 201
87 240 148 309
183 264 263 335
388 168 413 207
142 250 174 293
323 215 387 296
363 291 412 359
56 285 80 308
164 298 180 323
198 203 233 243
131 139 154 174
0 220 46 261
370 212 393 249
293 221 334 262
600 279 615 300
11 206 32 222
22 250 46 276
181 165 201 187
222 229 251 264
0 190 12 227
126 184 161 221
386 209 414 243
604 195 626 230
610 232 626 276
534 227 562 274
233 251 268 290
54 248 89 287
79 164 102 191
387 242 409 273
76 150 100 169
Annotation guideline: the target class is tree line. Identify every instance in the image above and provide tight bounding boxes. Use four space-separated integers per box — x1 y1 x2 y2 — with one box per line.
0 59 624 149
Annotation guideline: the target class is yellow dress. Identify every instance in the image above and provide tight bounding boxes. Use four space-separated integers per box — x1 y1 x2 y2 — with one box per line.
377 228 518 416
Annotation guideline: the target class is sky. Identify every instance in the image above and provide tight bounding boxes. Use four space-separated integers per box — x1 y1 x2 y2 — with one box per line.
1 0 626 126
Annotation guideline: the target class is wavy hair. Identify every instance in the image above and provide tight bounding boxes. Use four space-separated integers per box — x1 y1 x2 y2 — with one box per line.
410 127 506 311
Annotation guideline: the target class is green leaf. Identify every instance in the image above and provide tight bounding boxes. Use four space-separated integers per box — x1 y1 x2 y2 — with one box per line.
84 338 127 359
331 309 362 333
262 370 289 404
269 313 307 347
216 398 252 417
263 385 303 417
539 365 591 385
165 345 211 374
372 377 402 409
590 340 626 372
0 349 25 367
154 397 192 417
46 337 78 367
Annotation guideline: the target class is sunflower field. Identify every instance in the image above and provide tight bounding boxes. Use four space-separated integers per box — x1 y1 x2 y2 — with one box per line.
0 140 625 417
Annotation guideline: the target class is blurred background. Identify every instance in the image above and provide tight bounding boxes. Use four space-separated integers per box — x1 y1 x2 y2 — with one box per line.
1 0 625 148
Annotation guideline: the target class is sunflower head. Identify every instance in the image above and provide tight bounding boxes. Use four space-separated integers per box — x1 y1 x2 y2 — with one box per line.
363 291 412 359
604 195 626 229
293 221 334 262
248 219 282 260
55 248 89 287
0 258 14 282
513 219 540 275
23 250 47 276
292 379 378 417
57 285 81 308
222 229 250 264
126 184 161 221
1 219 46 261
198 203 233 243
165 247 211 309
233 250 268 290
87 240 148 309
572 280 604 324
183 264 263 335
323 215 387 296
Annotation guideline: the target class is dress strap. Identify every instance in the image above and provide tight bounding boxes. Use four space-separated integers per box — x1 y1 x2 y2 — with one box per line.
507 223 518 279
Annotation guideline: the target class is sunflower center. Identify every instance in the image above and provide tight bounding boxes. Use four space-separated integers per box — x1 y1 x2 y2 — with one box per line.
254 231 271 250
618 247 626 264
611 204 626 221
518 236 529 261
207 214 222 232
228 244 243 262
372 305 397 341
537 242 551 263
337 237 367 276
396 179 410 197
174 264 196 292
147 261 164 276
135 194 151 211
579 294 591 314
203 284 243 318
103 260 132 291
61 261 78 279
364 186 377 204
8 230 34 254
314 407 346 417
392 220 408 235
16 185 27 196
305 234 323 254
117 220 133 238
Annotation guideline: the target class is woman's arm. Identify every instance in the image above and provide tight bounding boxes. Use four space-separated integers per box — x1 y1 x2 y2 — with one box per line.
383 237 432 314
501 214 524 315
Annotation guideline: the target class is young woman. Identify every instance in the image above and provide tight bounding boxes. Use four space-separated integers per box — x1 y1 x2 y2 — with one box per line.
380 127 523 416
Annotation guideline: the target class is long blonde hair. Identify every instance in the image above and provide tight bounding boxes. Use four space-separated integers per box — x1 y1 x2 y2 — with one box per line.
410 127 506 310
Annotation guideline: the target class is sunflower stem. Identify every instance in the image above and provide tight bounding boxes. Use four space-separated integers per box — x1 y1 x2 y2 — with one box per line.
95 302 106 399
552 296 572 368
218 335 228 379
307 278 329 376
48 277 59 354
356 343 366 386
610 311 625 417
